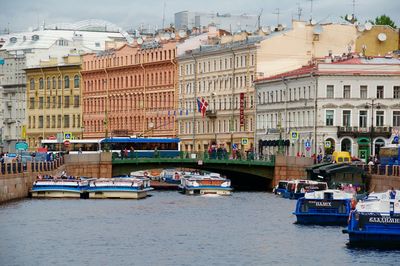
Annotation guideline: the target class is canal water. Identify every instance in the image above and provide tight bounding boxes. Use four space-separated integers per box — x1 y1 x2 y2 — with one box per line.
1 192 400 266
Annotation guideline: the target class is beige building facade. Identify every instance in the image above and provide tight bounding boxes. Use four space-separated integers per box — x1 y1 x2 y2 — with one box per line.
177 38 262 152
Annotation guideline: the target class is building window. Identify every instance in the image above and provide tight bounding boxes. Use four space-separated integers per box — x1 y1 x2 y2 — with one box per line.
343 85 350 99
64 76 70 89
359 110 367 128
360 85 367 99
29 97 35 109
58 96 62 108
394 86 400 99
325 110 334 126
64 96 70 108
58 76 62 89
46 116 50 128
74 75 80 88
39 78 44 89
30 79 35 90
39 97 44 109
47 78 51 89
64 115 70 128
46 96 50 108
74 95 80 108
38 116 43 128
326 85 334 98
393 111 400 127
376 111 384 127
377 86 384 99
52 115 56 128
57 115 62 128
52 77 56 89
342 110 351 127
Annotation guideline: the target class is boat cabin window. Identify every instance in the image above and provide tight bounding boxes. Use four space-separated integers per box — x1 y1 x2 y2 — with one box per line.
278 181 288 189
323 192 334 200
296 182 327 193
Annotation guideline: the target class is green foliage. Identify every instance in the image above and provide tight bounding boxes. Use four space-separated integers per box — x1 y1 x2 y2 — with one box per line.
370 14 397 28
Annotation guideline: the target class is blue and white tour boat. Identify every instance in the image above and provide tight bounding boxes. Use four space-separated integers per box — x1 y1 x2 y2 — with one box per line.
343 189 400 247
31 178 89 198
87 177 153 199
283 180 328 199
179 172 232 196
293 189 355 225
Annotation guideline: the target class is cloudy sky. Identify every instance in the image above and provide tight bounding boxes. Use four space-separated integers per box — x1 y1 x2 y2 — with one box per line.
1 0 399 32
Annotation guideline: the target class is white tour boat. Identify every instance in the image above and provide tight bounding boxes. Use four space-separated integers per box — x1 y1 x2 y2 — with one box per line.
87 177 153 199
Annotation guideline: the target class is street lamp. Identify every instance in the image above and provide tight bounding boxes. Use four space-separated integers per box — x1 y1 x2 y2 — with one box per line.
365 99 380 158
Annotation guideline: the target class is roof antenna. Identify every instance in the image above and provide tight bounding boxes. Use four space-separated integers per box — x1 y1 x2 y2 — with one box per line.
296 3 303 21
308 0 314 23
273 8 280 26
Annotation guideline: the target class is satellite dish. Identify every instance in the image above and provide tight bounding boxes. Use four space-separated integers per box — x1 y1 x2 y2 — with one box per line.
310 19 317 25
357 24 365 32
155 36 160 42
261 26 270 34
365 22 372 30
164 33 171 40
346 14 353 21
377 33 387 42
178 30 187 38
137 37 143 44
313 24 323 35
170 32 176 39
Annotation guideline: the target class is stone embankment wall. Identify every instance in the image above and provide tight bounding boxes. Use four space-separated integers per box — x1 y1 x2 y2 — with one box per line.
64 153 112 178
273 155 314 186
0 159 65 204
369 175 400 192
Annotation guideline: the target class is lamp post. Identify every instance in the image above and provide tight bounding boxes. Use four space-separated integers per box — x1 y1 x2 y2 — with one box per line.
365 99 380 158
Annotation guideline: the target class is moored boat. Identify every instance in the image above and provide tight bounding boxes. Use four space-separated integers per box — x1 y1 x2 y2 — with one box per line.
31 178 89 198
283 180 328 199
273 180 289 195
293 190 355 225
343 190 400 247
87 177 153 199
179 172 232 196
160 169 182 184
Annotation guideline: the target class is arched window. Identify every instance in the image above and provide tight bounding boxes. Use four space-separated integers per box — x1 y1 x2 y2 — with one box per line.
64 76 70 89
30 79 35 90
74 75 80 88
47 78 51 89
39 78 44 89
52 77 56 89
58 76 62 89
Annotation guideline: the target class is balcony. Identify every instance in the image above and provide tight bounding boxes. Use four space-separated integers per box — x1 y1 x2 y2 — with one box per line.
206 110 217 119
337 126 392 138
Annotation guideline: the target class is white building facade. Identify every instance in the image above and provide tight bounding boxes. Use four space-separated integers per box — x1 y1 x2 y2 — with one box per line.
255 57 400 161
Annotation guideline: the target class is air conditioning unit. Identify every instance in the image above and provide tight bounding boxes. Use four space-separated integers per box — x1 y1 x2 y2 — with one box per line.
7 102 12 108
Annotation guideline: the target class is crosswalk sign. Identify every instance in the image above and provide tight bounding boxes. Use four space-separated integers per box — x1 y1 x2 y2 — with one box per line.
291 131 299 140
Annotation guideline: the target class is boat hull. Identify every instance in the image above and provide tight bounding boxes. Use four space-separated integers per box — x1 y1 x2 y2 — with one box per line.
295 213 348 225
347 231 400 248
88 188 152 199
31 190 81 198
180 187 232 196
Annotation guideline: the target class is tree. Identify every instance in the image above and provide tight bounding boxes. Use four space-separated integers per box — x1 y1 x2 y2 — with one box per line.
370 15 397 28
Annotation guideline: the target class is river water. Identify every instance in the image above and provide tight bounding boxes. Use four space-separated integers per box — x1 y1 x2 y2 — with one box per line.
1 192 400 266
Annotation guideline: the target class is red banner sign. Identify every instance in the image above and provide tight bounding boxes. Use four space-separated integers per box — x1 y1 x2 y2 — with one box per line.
240 93 244 127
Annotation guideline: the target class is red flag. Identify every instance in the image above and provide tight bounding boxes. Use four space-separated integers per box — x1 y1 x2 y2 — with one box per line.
201 97 208 117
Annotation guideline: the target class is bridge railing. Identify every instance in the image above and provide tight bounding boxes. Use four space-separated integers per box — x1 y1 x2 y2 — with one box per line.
112 151 275 164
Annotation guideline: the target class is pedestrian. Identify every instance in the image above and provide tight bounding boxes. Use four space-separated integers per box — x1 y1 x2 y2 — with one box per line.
78 147 82 154
130 146 135 158
390 187 397 199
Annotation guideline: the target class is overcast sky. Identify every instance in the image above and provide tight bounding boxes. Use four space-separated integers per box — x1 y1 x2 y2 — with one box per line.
1 0 399 32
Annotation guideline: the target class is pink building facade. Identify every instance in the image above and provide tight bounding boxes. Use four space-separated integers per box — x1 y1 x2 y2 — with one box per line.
81 42 178 139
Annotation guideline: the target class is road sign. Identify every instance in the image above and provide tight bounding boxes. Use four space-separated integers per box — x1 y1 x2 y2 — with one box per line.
394 135 399 144
305 140 311 151
291 131 299 140
232 143 238 149
15 142 28 151
325 140 331 148
64 132 72 140
64 140 71 147
241 138 249 145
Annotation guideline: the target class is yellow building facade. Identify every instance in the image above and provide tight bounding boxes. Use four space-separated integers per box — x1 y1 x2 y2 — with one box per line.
25 55 83 149
356 25 399 57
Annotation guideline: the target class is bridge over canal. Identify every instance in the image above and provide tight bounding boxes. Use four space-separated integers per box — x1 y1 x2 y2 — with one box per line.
64 153 313 190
